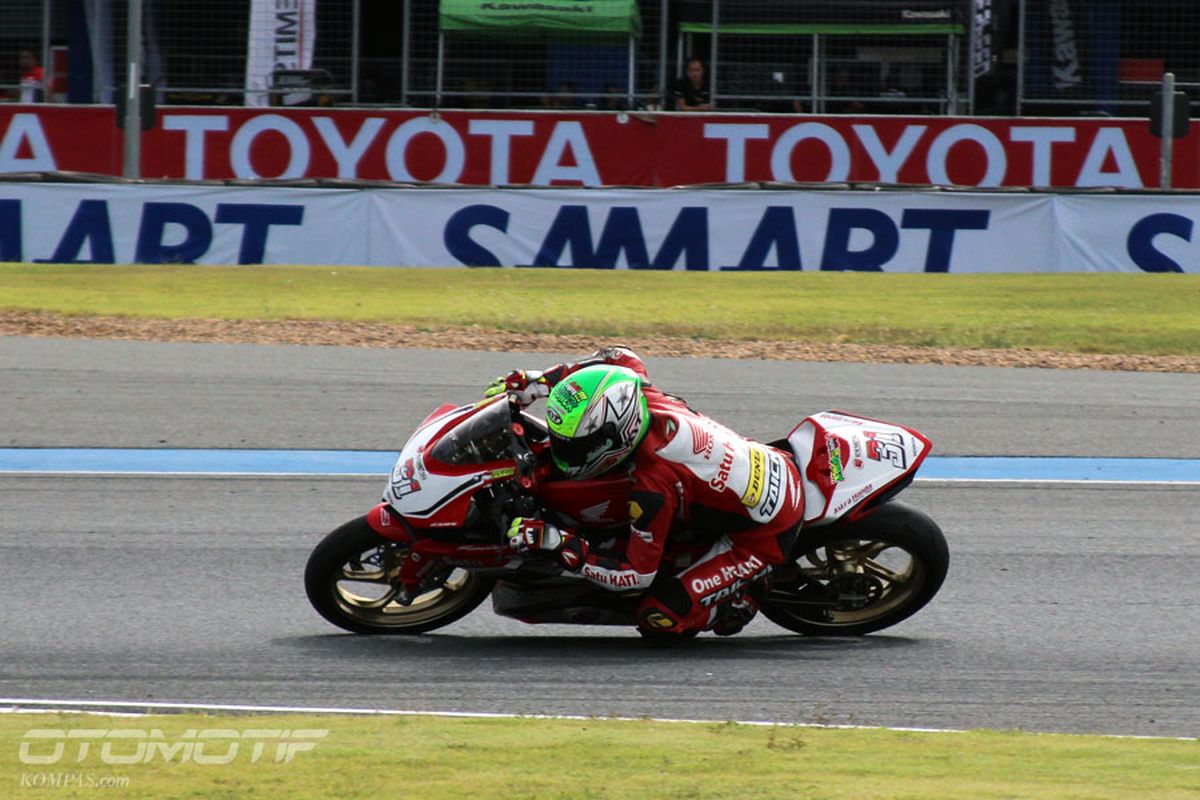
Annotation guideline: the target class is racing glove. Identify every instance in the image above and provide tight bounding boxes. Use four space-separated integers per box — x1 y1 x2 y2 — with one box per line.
483 370 550 407
506 517 588 572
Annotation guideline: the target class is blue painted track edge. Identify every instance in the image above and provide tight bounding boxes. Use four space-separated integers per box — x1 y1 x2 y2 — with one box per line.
1 449 1199 483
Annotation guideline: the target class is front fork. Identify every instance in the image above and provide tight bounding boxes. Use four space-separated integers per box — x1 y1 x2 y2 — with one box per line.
366 503 510 604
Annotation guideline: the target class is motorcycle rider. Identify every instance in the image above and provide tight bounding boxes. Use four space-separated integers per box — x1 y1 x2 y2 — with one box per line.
485 346 805 636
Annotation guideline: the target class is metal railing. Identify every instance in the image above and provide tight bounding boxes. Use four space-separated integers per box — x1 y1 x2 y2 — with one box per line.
677 1 971 115
2 1 1199 118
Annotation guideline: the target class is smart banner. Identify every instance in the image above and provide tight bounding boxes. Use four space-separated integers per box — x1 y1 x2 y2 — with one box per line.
1055 194 1199 274
1 183 1197 272
377 189 1055 272
2 106 1196 189
0 184 365 266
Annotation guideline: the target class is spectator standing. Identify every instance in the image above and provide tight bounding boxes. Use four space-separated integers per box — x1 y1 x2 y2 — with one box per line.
544 80 579 109
672 57 711 111
18 49 44 103
602 83 626 111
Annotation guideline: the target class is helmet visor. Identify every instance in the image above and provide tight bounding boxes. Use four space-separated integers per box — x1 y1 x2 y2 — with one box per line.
549 423 619 477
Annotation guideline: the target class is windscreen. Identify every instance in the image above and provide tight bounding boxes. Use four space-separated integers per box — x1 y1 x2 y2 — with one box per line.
428 400 515 466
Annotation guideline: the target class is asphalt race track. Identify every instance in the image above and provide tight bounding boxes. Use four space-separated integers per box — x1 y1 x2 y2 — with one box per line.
2 338 1199 737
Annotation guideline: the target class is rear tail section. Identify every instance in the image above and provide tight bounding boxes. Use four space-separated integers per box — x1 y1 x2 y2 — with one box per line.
786 410 932 525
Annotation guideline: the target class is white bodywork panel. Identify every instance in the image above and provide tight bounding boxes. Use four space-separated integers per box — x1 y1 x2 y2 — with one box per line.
787 411 930 525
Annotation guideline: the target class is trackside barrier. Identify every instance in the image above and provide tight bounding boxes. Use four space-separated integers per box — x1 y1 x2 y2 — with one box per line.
0 180 1197 272
2 106 1197 189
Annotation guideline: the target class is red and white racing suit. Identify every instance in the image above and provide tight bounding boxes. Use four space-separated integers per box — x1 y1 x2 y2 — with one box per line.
530 348 806 635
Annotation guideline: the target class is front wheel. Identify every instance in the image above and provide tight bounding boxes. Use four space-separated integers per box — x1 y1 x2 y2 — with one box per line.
761 502 948 636
304 515 494 634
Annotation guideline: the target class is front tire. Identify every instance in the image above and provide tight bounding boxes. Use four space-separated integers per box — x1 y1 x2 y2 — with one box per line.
761 502 948 636
304 515 494 634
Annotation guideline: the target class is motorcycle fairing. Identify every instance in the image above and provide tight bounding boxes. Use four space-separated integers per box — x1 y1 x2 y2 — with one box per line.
787 410 931 525
491 580 638 626
534 475 632 529
367 502 413 542
383 396 520 529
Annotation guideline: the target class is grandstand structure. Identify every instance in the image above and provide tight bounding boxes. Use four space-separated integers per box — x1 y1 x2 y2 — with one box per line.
1 1 1197 117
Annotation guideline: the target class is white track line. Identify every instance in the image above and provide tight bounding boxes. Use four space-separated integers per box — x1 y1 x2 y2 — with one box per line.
2 698 1195 742
0 697 953 732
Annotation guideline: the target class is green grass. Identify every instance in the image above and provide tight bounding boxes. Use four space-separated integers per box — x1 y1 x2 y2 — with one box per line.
3 263 1197 796
2 713 1196 799
2 264 1198 355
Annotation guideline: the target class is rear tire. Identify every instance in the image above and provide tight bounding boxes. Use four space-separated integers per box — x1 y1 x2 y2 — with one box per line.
305 515 494 635
761 502 948 636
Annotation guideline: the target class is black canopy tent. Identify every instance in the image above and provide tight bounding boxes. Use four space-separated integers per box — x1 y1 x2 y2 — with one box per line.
676 0 970 114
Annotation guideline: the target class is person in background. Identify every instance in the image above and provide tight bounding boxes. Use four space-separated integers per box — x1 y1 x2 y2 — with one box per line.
827 67 867 114
672 57 712 111
543 80 578 109
18 49 45 103
602 83 626 111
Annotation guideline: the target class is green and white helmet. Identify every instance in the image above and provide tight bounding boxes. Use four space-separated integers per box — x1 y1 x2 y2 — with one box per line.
545 365 650 479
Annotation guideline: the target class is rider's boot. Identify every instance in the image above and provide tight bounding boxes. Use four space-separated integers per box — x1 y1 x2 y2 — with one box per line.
710 592 761 637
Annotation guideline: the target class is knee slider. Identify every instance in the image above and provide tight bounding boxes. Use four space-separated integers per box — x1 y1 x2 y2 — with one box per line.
637 577 693 631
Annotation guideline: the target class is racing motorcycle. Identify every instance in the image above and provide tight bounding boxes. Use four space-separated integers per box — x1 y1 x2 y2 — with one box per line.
305 394 948 638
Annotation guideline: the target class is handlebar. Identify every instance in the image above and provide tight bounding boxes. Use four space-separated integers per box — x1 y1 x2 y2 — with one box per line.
506 396 543 490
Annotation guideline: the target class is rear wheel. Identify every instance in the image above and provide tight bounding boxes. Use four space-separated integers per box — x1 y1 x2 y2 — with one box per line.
761 502 948 636
304 515 494 634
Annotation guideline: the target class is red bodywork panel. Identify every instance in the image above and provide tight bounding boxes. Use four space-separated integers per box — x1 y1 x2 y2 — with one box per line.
534 475 632 528
418 403 458 429
367 503 413 542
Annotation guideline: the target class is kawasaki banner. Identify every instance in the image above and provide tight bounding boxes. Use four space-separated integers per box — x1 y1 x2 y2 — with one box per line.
439 0 642 38
245 0 317 107
1026 0 1119 102
1039 0 1086 96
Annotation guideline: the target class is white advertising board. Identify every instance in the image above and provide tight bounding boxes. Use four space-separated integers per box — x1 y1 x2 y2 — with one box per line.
1 184 1196 272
